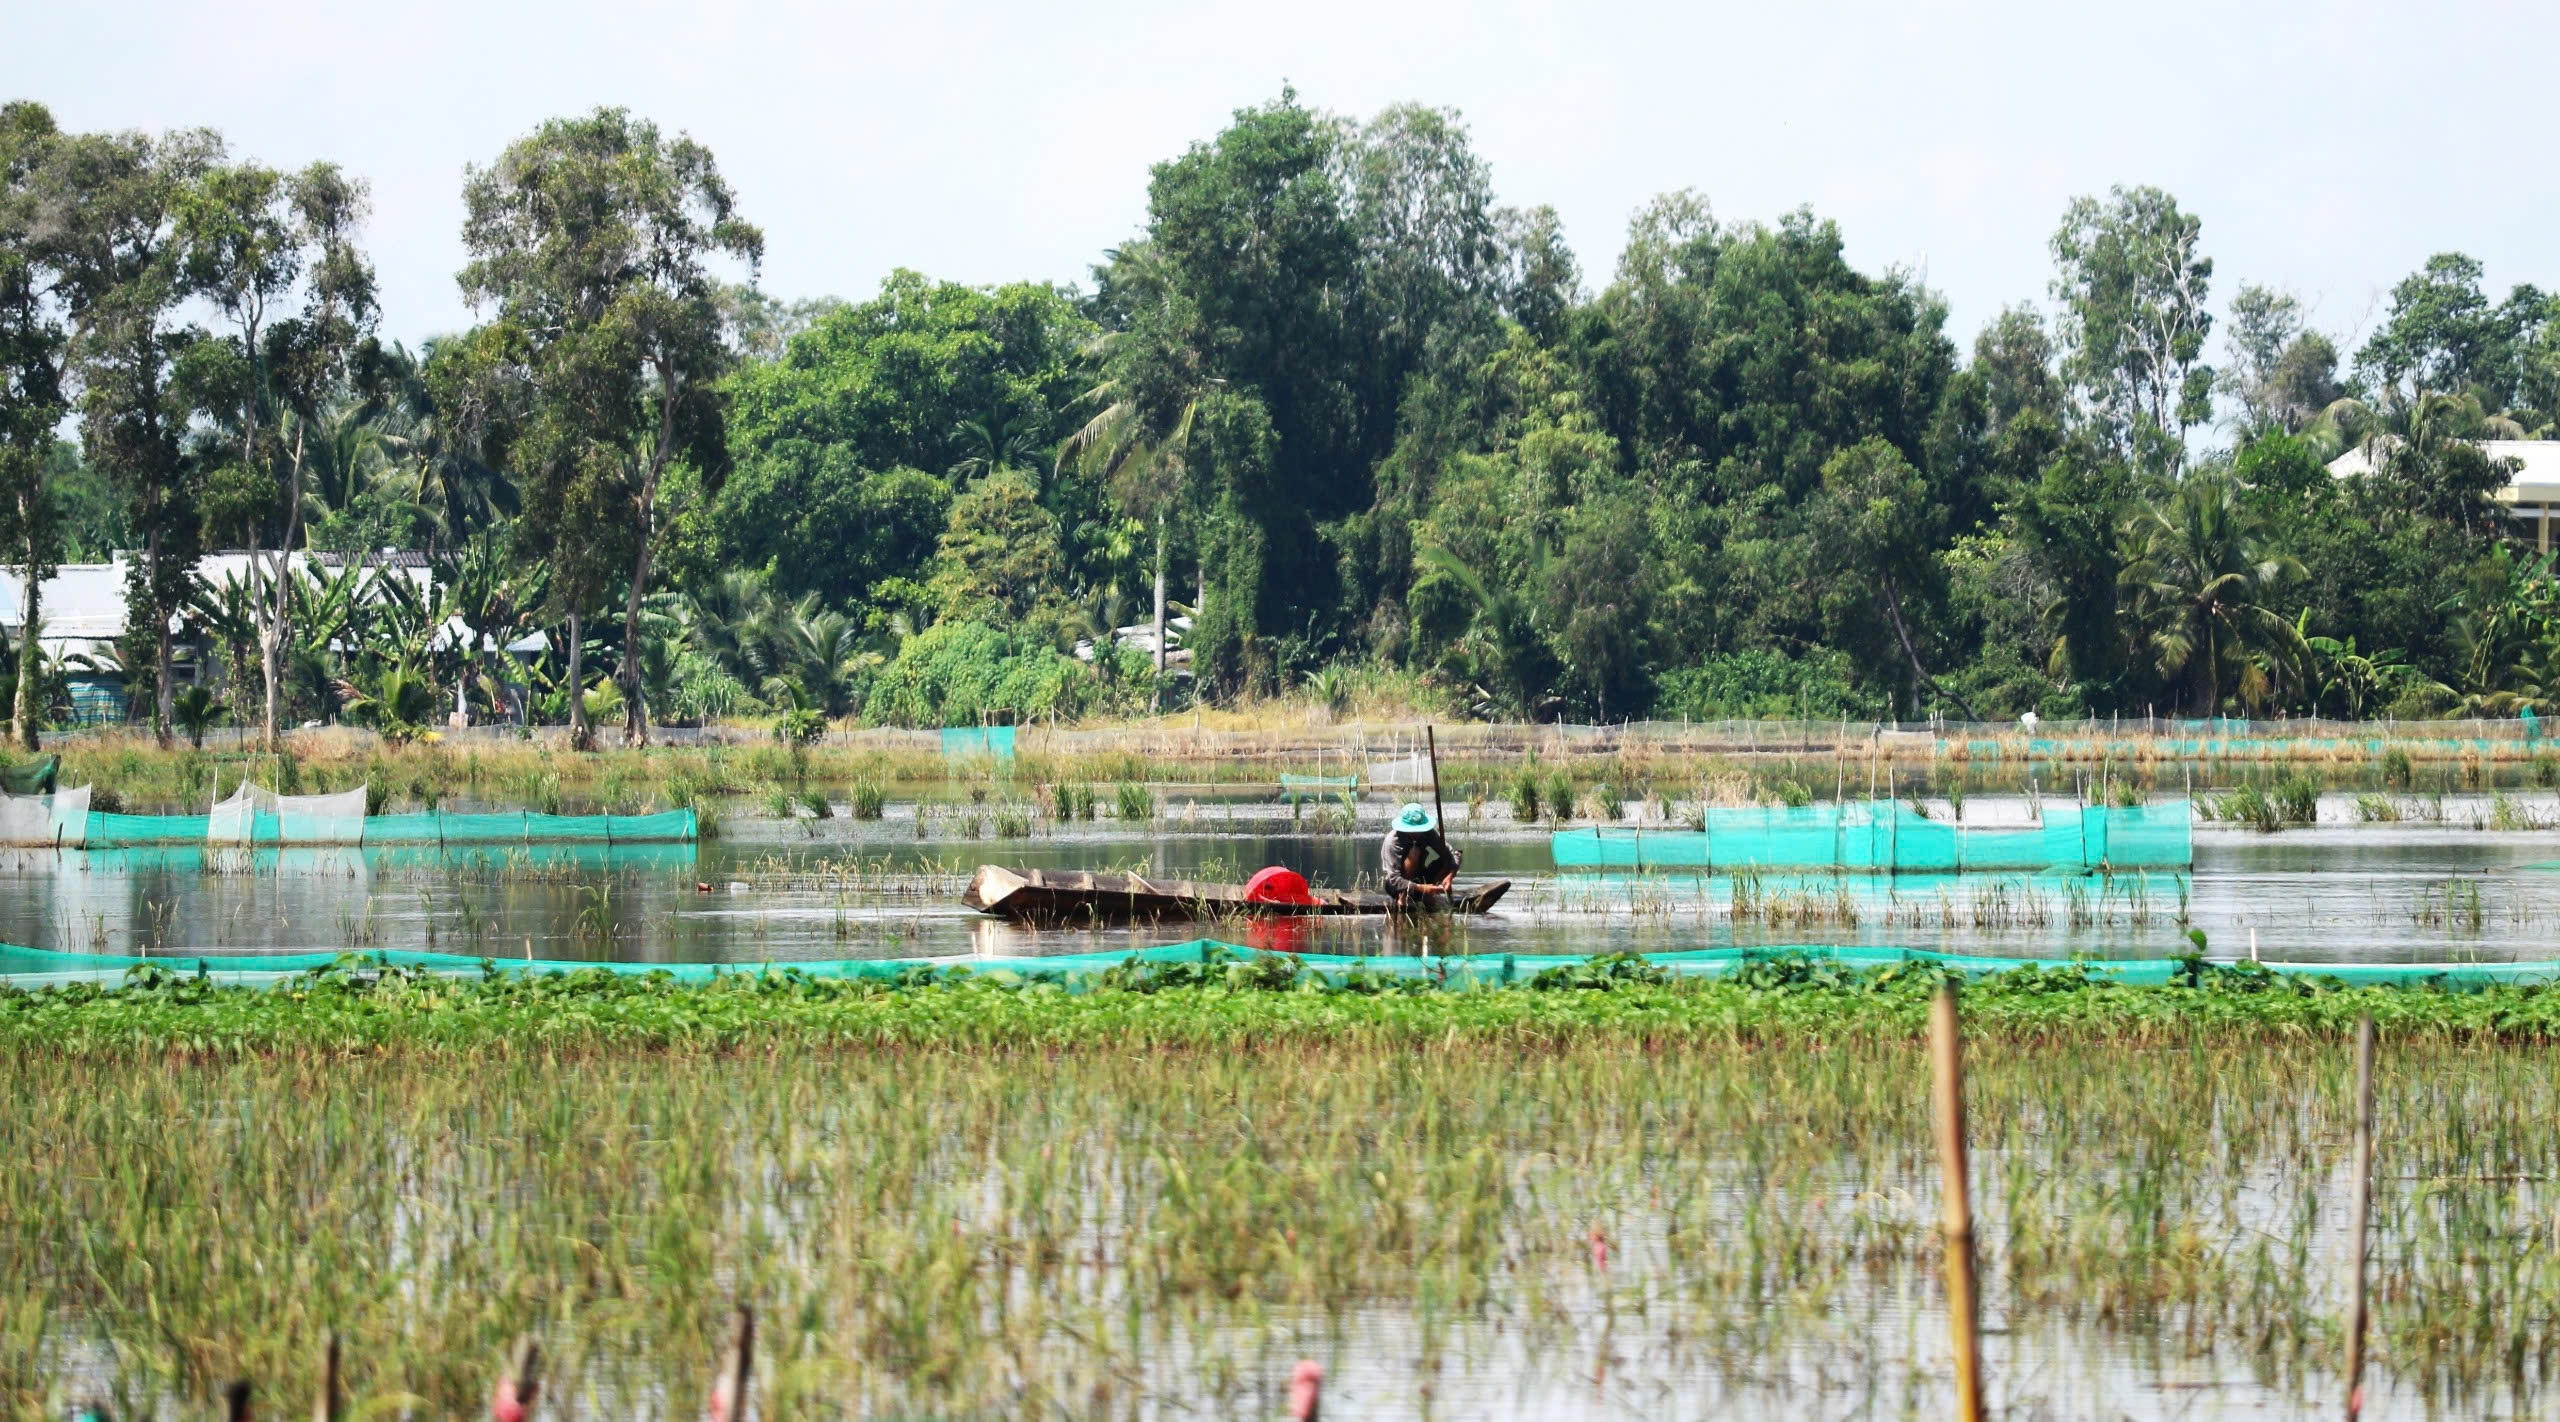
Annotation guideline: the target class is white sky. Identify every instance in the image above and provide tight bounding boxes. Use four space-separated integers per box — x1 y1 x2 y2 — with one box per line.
8 1 2549 365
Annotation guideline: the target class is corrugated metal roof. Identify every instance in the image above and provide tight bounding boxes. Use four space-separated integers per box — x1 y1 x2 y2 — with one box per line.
2327 439 2560 503
2 551 436 656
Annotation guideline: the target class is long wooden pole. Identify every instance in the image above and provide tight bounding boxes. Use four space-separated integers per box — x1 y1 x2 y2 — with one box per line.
2345 1012 2376 1419
1425 724 1447 833
1931 983 1985 1422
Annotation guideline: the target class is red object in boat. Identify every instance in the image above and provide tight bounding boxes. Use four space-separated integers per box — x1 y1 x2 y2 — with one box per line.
1243 865 1318 906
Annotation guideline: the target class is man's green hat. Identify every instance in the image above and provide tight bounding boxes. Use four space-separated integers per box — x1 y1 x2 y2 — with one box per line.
1395 802 1437 833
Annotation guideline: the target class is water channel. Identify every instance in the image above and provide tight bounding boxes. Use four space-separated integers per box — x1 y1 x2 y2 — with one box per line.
5 791 2556 970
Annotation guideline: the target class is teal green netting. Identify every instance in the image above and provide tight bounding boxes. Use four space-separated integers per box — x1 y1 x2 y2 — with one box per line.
941 727 1017 760
65 807 695 848
1552 801 2191 873
4 940 2549 992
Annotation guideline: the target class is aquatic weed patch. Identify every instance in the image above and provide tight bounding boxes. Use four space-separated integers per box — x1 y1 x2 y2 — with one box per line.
10 952 2560 1055
5 966 2559 1416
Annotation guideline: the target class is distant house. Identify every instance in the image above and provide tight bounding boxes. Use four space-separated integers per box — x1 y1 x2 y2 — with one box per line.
2326 440 2560 552
0 550 445 722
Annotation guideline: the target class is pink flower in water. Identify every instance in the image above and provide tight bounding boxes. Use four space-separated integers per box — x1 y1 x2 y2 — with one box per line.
1590 1224 1610 1271
1287 1360 1324 1421
490 1378 528 1422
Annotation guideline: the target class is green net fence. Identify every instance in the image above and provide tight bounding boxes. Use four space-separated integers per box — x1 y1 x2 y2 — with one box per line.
941 727 1018 761
4 939 2554 993
1551 801 2192 873
3 792 695 848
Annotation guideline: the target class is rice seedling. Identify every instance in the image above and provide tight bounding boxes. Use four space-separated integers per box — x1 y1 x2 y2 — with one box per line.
1544 769 1575 825
5 962 2560 1416
1114 782 1154 822
993 806 1031 839
2355 793 2401 823
2274 771 2321 824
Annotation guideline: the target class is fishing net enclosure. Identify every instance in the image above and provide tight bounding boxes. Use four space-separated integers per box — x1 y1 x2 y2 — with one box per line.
2 781 695 848
1551 801 2192 873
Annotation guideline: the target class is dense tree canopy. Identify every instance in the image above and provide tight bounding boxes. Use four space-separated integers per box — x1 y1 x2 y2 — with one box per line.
3 89 2557 740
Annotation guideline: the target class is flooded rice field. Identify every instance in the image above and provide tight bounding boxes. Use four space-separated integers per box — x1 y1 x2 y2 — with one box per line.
3 790 2557 970
13 787 2560 1419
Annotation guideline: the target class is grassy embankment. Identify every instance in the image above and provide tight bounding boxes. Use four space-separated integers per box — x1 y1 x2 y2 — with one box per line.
15 720 2560 826
6 955 2559 1415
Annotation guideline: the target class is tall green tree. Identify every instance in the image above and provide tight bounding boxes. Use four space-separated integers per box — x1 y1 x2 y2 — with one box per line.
46 125 217 741
183 158 378 749
460 108 763 748
0 102 69 748
2218 285 2344 438
2051 186 2214 471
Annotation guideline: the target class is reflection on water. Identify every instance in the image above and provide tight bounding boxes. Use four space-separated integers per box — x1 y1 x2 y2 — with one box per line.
3 802 2557 968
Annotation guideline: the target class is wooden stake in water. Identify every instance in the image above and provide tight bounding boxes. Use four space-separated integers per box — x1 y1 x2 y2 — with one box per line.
1930 983 1986 1422
2345 1012 2377 1419
711 1306 755 1422
491 1336 542 1422
311 1333 340 1422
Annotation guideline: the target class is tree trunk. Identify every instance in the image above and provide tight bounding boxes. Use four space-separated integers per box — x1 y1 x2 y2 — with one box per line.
1879 572 1982 722
620 371 680 750
565 609 591 751
1151 513 1167 714
269 421 309 752
256 536 280 753
12 555 39 751
146 525 172 746
620 535 653 748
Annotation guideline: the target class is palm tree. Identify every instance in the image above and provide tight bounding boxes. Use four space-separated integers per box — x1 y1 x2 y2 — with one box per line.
946 415 1047 492
765 596 875 719
1415 544 1553 720
2118 475 2307 716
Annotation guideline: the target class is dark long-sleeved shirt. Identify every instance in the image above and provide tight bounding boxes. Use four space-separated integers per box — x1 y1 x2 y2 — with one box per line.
1381 828 1455 897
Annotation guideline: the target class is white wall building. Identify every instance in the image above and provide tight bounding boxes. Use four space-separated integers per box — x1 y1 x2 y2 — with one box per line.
2326 439 2560 552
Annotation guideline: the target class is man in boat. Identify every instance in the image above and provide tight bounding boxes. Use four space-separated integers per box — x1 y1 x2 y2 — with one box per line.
1381 802 1460 908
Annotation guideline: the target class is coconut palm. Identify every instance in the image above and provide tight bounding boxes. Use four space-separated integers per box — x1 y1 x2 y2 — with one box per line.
946 415 1048 492
2117 475 2307 716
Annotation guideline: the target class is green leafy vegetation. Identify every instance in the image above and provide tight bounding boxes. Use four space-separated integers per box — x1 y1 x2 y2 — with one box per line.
5 956 2560 1413
7 95 2560 755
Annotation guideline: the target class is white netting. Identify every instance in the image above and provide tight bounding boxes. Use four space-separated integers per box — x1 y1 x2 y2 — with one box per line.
0 786 87 846
207 783 370 845
208 781 265 846
277 787 368 844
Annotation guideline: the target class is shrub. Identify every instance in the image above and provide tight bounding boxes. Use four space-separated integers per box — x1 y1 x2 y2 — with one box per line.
1115 782 1154 821
1652 649 1874 720
2213 784 2283 833
1593 782 1623 821
2273 773 2320 825
2381 748 2415 789
1544 770 1574 825
864 621 1134 728
1508 769 1540 824
994 806 1031 839
849 782 887 820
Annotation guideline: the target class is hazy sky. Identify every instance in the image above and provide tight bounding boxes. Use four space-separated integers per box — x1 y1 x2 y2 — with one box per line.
8 1 2547 362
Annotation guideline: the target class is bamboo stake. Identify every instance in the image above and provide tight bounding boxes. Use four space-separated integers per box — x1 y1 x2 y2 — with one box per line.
491 1336 542 1422
1930 983 1985 1422
710 1305 755 1422
2345 1012 2376 1419
311 1332 339 1422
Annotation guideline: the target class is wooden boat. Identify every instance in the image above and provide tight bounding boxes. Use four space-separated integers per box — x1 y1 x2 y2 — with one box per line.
962 864 1511 924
